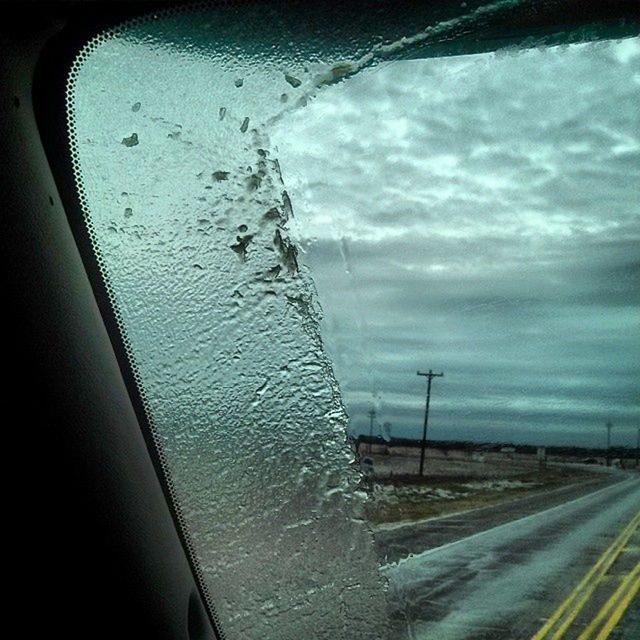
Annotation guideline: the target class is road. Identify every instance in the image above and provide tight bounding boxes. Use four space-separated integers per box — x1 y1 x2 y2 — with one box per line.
374 474 618 565
379 473 640 640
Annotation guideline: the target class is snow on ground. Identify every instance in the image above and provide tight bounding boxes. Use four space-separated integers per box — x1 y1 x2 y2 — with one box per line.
369 478 538 512
460 479 540 491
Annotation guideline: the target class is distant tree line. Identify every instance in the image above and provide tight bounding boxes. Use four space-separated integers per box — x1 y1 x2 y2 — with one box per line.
353 435 636 458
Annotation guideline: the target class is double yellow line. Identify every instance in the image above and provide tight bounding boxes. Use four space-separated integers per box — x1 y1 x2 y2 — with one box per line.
576 561 640 640
531 510 640 640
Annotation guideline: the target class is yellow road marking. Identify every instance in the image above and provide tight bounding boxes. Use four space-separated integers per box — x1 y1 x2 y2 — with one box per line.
531 511 640 640
594 569 640 640
577 562 640 640
531 511 639 639
550 513 640 639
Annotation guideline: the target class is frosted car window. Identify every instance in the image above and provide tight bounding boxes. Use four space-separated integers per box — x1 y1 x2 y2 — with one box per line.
67 3 640 640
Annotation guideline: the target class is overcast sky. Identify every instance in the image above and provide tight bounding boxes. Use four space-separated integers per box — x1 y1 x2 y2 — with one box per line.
272 38 640 448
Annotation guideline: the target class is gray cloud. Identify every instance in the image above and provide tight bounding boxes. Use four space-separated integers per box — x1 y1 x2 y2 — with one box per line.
273 39 640 447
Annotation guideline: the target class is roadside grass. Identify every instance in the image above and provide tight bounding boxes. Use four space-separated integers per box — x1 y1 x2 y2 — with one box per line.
363 466 603 526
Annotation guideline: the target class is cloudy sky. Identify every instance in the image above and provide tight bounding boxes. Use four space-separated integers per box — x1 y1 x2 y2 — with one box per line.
272 38 640 448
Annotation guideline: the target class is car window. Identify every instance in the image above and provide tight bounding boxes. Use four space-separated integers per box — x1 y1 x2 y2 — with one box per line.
66 3 640 639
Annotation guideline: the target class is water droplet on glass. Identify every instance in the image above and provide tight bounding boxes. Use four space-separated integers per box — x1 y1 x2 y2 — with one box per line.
274 229 299 273
131 102 141 112
230 234 253 261
265 264 281 280
246 174 261 191
285 73 302 88
255 379 268 396
238 224 248 233
263 207 280 222
282 190 293 218
219 106 226 120
121 133 139 147
240 117 249 133
234 78 244 87
212 171 229 181
280 93 288 103
124 207 133 218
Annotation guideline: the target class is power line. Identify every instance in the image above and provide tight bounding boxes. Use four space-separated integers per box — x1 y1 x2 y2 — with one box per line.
606 421 613 467
367 408 376 453
417 369 444 477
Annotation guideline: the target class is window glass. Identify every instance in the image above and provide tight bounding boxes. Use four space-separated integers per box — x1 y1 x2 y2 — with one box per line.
275 40 640 454
68 13 390 640
68 4 640 639
273 39 640 638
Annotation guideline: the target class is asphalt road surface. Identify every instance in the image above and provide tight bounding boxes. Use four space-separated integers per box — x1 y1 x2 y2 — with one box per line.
379 472 640 640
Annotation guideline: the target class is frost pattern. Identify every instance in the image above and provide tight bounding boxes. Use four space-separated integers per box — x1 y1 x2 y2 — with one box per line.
68 8 391 640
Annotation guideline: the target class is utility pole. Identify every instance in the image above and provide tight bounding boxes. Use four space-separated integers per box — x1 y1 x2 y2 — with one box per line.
606 421 613 467
367 409 376 453
417 369 444 476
